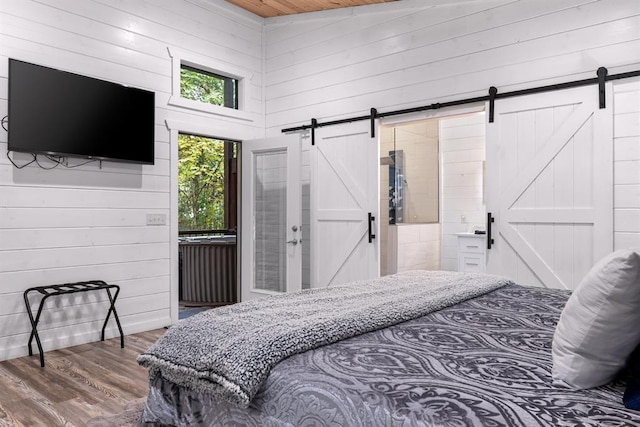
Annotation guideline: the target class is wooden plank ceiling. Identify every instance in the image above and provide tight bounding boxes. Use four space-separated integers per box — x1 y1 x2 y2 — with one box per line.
225 0 398 18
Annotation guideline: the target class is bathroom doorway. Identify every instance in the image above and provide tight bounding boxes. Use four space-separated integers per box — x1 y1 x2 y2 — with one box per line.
379 112 487 275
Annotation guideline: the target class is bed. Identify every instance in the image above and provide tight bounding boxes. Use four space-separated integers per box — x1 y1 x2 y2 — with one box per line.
137 268 640 426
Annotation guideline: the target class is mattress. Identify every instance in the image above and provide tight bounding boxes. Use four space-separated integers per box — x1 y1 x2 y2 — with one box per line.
140 284 640 426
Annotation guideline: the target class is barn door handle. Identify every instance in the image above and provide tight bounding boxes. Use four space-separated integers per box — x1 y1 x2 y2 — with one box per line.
487 212 495 250
368 212 376 243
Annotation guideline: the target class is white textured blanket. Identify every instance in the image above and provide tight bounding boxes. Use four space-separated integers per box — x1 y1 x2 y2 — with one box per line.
137 270 511 407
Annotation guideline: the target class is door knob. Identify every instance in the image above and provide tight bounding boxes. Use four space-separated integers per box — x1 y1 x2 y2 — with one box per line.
286 239 298 245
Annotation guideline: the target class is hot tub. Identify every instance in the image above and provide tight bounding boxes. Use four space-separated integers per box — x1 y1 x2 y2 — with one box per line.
178 235 237 304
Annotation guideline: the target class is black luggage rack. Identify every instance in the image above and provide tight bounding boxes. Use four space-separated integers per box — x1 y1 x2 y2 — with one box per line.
23 280 124 367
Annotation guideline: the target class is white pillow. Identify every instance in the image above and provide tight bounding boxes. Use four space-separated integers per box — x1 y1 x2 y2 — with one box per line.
552 249 640 389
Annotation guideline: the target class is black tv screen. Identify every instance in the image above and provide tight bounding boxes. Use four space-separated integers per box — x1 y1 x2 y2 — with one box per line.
8 59 155 164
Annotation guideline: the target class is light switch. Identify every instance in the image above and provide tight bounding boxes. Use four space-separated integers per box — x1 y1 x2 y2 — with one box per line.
146 213 167 226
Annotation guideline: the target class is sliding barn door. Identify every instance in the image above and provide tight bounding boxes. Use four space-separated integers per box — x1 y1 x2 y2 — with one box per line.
311 122 379 287
486 85 613 290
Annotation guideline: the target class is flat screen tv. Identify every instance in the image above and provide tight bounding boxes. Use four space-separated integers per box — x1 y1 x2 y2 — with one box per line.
8 59 155 164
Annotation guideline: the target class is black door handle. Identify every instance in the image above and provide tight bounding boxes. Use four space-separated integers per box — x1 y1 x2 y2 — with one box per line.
487 212 495 249
368 212 376 243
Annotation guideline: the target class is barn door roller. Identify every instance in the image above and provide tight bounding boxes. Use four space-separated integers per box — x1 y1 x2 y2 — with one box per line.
310 118 318 146
370 108 377 138
597 67 608 109
488 86 498 123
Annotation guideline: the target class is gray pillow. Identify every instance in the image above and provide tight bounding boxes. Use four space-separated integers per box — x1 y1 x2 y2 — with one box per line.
552 249 640 389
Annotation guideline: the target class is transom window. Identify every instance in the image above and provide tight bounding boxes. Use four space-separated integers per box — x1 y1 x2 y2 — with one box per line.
180 65 238 109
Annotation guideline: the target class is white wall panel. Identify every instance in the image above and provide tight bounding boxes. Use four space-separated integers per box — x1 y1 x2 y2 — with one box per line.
439 113 486 272
0 243 170 272
267 0 626 101
616 232 640 248
0 227 169 251
0 187 169 209
0 0 263 361
0 167 170 193
614 78 640 250
266 36 640 128
615 160 640 185
0 260 171 294
0 276 170 316
616 113 640 138
265 0 640 132
615 137 640 161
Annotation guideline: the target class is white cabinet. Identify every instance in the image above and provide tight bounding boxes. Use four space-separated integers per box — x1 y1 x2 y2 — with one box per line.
457 233 486 273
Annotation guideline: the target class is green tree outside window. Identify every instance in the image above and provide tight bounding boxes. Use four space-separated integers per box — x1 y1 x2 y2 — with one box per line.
178 134 225 231
180 66 237 108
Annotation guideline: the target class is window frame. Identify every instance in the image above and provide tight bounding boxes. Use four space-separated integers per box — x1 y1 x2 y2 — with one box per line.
167 47 252 122
180 64 239 110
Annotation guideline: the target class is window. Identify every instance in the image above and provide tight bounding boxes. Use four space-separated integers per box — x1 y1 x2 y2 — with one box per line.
180 65 238 109
167 48 251 121
178 133 238 233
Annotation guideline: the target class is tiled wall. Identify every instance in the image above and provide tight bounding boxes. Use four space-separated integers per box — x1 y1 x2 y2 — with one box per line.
388 224 441 273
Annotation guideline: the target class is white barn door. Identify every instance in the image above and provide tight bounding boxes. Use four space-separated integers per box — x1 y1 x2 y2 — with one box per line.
486 85 613 290
311 122 379 287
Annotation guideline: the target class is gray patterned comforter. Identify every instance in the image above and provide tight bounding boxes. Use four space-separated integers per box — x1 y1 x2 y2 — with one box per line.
140 283 640 426
138 271 509 407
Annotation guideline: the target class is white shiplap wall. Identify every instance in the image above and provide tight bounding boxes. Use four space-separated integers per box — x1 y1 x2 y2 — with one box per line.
614 78 640 249
264 0 640 133
264 0 640 276
439 113 486 271
0 0 264 361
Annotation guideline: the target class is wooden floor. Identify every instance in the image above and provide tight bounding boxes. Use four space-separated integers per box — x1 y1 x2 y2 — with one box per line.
0 329 165 427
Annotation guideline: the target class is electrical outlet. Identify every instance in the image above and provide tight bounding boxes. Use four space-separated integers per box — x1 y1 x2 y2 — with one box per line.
146 213 167 226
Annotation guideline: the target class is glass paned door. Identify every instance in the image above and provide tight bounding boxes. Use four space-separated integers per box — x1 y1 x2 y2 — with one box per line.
253 150 287 292
241 135 301 300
